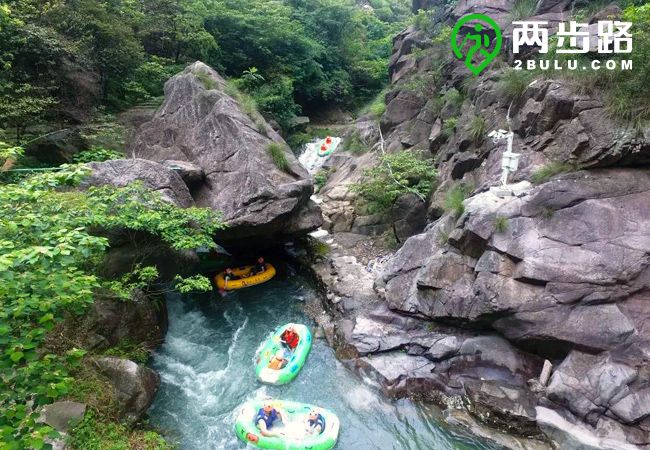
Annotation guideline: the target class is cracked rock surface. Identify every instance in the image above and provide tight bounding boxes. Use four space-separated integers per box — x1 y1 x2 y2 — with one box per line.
128 61 322 243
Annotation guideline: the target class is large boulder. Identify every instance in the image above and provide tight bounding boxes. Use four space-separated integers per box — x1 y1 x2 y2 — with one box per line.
94 357 159 424
130 61 322 243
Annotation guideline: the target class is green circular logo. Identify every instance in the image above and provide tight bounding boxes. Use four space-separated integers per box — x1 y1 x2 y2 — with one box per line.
451 14 503 76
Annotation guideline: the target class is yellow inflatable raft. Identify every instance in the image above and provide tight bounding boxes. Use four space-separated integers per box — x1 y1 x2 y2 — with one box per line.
215 264 276 290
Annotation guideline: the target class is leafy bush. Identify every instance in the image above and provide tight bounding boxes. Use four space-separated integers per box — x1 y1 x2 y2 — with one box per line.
442 117 458 138
103 340 150 364
497 69 535 103
493 216 508 233
267 143 290 172
194 71 217 90
0 162 224 448
69 412 172 450
343 131 367 155
530 162 576 184
175 274 213 294
133 58 182 98
444 183 473 217
305 237 330 258
352 151 437 213
469 115 486 144
73 147 123 163
314 170 329 191
401 70 443 98
368 95 386 118
443 88 464 109
509 0 538 21
248 76 300 130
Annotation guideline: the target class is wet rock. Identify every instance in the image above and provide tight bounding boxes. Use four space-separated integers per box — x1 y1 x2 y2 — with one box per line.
131 61 321 242
94 356 159 424
356 352 437 395
536 407 639 450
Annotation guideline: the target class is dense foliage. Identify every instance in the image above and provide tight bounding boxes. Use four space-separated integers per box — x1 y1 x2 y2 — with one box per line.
0 157 224 448
353 151 437 213
0 0 410 137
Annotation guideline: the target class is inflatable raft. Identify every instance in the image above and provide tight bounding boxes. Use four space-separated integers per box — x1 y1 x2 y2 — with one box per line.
234 399 340 450
317 136 341 157
255 323 311 385
214 264 276 290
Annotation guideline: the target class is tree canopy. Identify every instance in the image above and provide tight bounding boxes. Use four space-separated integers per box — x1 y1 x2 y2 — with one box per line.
0 0 410 135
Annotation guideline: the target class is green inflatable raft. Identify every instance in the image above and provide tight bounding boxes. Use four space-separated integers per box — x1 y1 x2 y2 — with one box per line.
255 323 311 385
234 399 340 450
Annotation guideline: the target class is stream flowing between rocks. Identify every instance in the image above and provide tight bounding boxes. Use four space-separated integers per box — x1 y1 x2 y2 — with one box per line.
148 264 502 449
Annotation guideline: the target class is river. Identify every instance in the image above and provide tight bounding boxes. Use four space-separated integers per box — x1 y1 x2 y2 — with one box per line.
148 263 502 449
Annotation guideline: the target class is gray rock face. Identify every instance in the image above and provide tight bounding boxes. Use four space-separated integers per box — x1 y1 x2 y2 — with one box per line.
535 407 639 450
546 345 650 445
94 357 159 424
85 158 194 208
77 289 167 352
162 160 204 185
131 61 321 242
39 401 86 432
376 169 650 445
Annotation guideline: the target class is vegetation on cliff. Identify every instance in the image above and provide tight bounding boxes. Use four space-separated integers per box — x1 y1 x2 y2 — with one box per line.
0 147 224 448
353 151 437 213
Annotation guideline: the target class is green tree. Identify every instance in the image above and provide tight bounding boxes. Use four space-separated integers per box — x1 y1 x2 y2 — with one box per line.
0 161 225 448
0 83 56 142
353 151 437 213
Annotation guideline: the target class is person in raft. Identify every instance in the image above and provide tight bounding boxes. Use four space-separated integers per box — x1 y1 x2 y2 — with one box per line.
267 350 288 370
256 401 284 437
218 268 240 296
224 268 240 281
251 256 266 275
280 325 299 351
305 409 326 435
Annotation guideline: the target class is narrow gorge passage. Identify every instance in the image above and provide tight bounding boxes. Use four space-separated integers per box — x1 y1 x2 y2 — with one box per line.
148 264 501 449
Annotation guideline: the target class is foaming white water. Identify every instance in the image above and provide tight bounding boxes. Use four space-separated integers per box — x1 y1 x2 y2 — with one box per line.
298 137 341 174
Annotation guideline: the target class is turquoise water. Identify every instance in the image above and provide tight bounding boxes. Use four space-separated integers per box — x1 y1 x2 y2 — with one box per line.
148 265 501 449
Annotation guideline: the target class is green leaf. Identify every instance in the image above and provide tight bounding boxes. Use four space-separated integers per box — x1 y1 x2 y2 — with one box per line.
38 313 54 324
